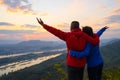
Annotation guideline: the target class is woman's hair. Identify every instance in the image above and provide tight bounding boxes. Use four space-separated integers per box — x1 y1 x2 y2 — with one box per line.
82 26 94 37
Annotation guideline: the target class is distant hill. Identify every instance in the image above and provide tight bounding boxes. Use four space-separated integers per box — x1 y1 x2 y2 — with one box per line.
17 40 65 47
0 39 120 80
0 40 65 55
100 38 120 46
17 40 53 46
100 39 120 68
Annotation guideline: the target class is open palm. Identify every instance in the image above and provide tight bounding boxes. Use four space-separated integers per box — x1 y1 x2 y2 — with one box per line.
36 18 44 26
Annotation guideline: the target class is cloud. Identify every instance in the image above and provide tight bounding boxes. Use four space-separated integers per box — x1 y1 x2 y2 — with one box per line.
0 0 49 16
114 8 120 14
105 15 120 24
0 33 21 40
0 34 8 37
116 0 120 2
22 33 48 40
0 22 15 26
94 14 120 27
0 30 36 40
0 30 35 35
99 6 107 10
109 8 120 15
0 30 57 41
94 8 120 26
54 23 69 29
0 0 35 15
21 24 38 28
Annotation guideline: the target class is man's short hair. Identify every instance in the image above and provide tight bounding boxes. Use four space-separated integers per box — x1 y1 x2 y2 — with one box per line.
71 21 79 30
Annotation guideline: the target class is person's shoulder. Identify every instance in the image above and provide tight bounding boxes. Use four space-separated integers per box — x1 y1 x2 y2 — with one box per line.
93 33 99 38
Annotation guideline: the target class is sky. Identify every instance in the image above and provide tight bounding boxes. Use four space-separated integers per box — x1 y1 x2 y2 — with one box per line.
0 0 120 41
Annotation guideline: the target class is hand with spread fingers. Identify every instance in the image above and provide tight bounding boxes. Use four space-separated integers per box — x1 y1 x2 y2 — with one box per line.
105 26 109 29
36 17 44 26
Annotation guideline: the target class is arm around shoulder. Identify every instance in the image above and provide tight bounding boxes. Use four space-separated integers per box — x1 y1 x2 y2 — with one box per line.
82 33 100 45
70 43 91 58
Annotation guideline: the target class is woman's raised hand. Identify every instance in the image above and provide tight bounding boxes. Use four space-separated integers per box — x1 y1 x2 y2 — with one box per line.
105 26 109 29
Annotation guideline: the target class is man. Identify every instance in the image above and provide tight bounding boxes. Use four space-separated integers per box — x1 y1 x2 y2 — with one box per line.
36 18 99 80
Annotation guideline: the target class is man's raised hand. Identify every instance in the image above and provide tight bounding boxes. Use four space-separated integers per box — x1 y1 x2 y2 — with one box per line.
36 17 44 26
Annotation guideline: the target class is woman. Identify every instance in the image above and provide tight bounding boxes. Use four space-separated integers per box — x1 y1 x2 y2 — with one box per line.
70 26 109 80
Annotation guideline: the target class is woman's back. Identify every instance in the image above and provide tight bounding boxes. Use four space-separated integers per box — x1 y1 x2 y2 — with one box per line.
70 27 108 67
87 44 103 67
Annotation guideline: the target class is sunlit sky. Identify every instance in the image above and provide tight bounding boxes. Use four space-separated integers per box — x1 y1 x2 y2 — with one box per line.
0 0 120 41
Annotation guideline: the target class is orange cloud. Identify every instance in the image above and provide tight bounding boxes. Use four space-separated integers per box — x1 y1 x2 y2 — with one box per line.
0 0 49 16
40 13 48 16
0 0 36 15
108 8 120 15
53 23 69 30
0 34 8 37
93 7 120 29
116 0 120 2
22 33 53 41
0 34 20 40
99 6 107 10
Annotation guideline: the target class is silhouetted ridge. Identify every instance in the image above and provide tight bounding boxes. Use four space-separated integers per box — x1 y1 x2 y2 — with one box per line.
17 40 54 46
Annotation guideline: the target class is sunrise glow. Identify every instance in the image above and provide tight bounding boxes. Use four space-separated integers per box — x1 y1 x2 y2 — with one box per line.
0 0 120 41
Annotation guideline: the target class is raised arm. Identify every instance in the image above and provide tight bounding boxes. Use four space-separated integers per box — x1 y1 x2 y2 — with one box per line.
82 26 108 45
70 43 91 58
97 26 109 37
36 18 68 41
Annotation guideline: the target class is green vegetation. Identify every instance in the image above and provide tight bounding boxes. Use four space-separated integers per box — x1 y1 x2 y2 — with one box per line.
102 66 120 80
41 63 68 80
100 40 120 68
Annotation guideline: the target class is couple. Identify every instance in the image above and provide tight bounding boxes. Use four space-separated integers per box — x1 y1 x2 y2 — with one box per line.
36 18 108 80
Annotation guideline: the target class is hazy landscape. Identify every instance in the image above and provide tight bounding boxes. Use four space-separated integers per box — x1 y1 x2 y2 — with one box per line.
0 40 66 76
0 0 120 80
0 38 120 80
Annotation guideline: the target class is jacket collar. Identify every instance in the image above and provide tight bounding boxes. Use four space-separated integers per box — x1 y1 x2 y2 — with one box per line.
71 28 81 32
71 28 83 37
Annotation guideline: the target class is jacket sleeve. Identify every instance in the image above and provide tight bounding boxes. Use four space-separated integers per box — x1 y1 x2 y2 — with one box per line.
70 43 91 58
82 33 99 45
97 27 107 37
42 24 68 41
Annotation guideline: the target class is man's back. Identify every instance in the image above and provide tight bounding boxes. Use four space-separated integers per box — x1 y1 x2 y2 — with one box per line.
66 29 87 51
40 24 99 67
42 24 87 67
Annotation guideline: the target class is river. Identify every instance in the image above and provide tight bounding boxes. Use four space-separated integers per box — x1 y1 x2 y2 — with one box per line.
0 49 66 76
